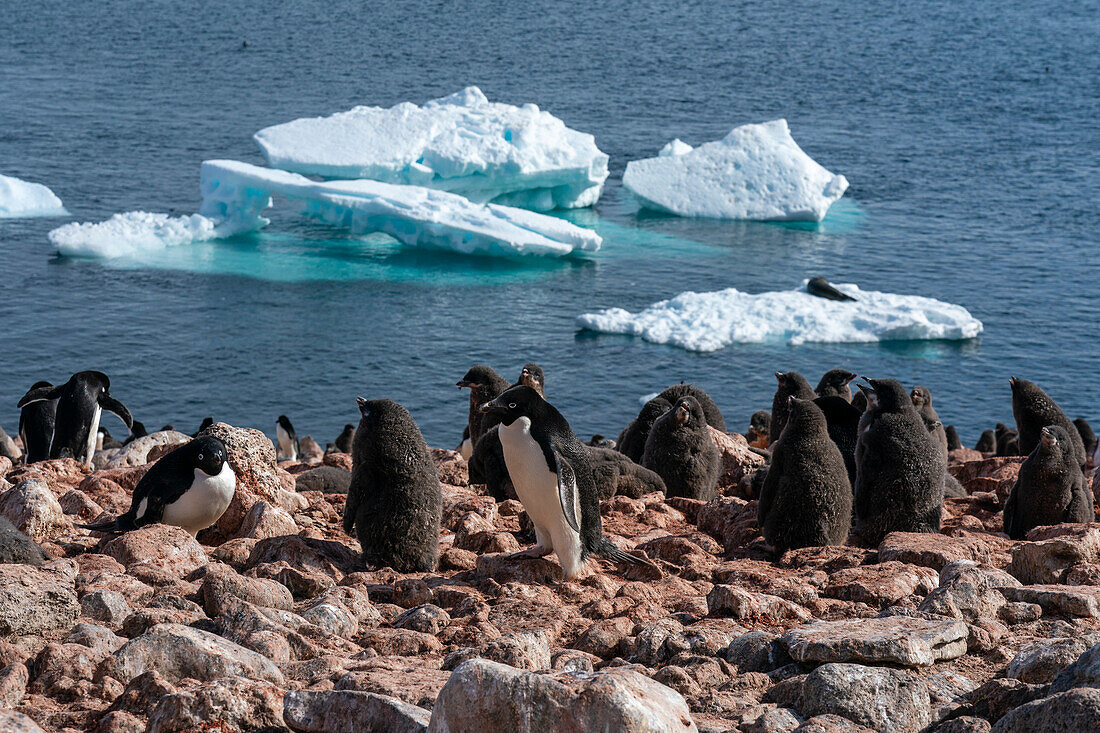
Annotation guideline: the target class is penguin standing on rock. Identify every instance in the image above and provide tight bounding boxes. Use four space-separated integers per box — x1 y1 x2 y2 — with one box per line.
480 385 656 580
770 372 816 445
657 384 725 431
80 435 235 536
1010 378 1086 467
995 423 1019 457
813 395 861 486
335 424 355 454
642 396 721 501
975 429 996 453
853 378 944 545
275 416 299 461
944 425 962 451
344 398 442 573
18 371 132 467
758 397 852 552
1003 425 1093 540
816 369 857 401
457 366 511 448
617 397 672 464
19 381 57 464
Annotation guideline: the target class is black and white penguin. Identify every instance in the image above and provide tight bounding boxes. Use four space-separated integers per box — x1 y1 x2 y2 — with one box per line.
17 371 132 467
480 385 655 579
770 372 816 444
335 423 355 454
816 369 857 402
468 362 547 501
80 435 235 536
1003 425 1093 540
275 415 299 461
18 381 56 464
97 427 123 451
345 398 442 573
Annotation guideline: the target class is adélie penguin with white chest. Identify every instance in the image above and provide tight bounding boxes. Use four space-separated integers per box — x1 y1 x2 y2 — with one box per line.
17 371 133 467
80 435 236 536
480 385 657 580
276 415 299 461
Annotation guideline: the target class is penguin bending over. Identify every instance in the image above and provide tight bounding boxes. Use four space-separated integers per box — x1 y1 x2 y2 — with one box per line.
588 447 666 500
81 435 235 536
344 398 442 573
816 369 857 402
480 385 656 580
657 384 725 431
642 396 721 501
853 378 944 545
758 397 852 552
1003 425 1093 540
1010 377 1086 467
18 381 56 464
770 372 816 444
276 416 299 461
18 371 132 467
617 397 672 464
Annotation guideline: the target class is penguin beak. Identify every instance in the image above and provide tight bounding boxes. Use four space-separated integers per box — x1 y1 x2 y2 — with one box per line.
675 404 690 425
843 372 857 384
479 398 504 415
1041 427 1056 447
456 380 472 388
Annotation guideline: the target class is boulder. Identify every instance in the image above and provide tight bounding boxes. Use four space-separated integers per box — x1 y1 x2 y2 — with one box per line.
102 524 208 576
708 585 810 622
106 431 191 468
1007 639 1089 685
990 688 1100 732
1007 524 1100 584
0 662 29 708
879 532 1011 571
200 563 295 616
1052 641 1100 692
101 623 285 685
284 690 431 733
801 663 932 733
236 500 299 540
200 422 297 536
710 428 765 491
0 562 78 636
781 617 968 667
823 562 937 607
0 478 70 543
0 515 51 565
294 465 351 494
0 712 46 733
427 659 696 732
146 678 286 733
917 561 1011 621
1000 584 1100 618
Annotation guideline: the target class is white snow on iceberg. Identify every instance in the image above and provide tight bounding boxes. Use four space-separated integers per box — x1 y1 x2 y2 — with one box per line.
253 87 609 212
658 139 693 157
576 281 983 351
623 120 848 222
0 173 67 218
49 212 229 258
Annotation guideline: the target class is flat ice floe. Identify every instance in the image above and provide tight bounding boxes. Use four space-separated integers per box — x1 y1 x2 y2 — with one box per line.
50 161 601 259
623 120 848 222
0 173 67 218
253 87 609 211
576 282 983 351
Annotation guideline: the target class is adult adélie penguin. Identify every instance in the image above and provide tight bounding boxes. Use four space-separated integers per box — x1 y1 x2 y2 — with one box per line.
480 385 657 580
17 371 132 467
80 435 235 536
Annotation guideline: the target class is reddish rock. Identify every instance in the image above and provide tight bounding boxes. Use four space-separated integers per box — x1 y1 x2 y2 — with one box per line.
236 499 300 540
710 429 766 492
0 478 71 543
879 532 1012 571
781 617 968 667
1008 524 1100 584
324 452 354 472
824 561 937 608
101 524 208 576
1000 584 1100 617
708 585 810 622
0 562 78 636
949 457 1024 498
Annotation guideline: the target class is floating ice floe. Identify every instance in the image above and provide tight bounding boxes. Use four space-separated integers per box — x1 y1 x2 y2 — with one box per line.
50 160 602 259
0 173 67 218
253 86 609 212
623 120 848 222
576 281 983 352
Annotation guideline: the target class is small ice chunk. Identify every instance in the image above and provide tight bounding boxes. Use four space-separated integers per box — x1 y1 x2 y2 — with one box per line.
0 173 67 218
253 86 609 211
577 281 983 351
49 212 228 258
658 139 693 157
623 120 848 222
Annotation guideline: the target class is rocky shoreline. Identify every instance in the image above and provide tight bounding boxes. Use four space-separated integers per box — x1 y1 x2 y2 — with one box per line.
0 422 1098 732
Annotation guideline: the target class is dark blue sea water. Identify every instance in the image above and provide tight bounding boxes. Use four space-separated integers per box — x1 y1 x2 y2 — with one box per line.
2 0 1098 448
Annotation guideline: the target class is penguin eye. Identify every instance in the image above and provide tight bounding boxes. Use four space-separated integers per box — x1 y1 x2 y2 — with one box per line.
508 403 517 409
198 453 204 461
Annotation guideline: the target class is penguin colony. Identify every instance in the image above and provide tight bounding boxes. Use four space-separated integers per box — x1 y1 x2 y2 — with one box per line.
7 364 1100 580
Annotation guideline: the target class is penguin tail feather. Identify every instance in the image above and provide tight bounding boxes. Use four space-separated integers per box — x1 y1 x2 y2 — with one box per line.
591 538 659 570
78 519 122 534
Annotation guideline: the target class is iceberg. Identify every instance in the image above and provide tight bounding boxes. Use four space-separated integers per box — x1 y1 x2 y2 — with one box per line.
0 173 67 218
576 281 983 352
253 87 609 211
623 120 848 222
50 161 601 259
49 212 228 258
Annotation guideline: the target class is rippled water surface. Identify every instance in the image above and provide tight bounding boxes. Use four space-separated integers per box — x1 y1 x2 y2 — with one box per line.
2 0 1098 446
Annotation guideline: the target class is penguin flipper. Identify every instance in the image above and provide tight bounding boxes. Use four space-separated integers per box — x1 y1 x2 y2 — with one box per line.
552 449 581 533
99 395 134 429
17 385 61 409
